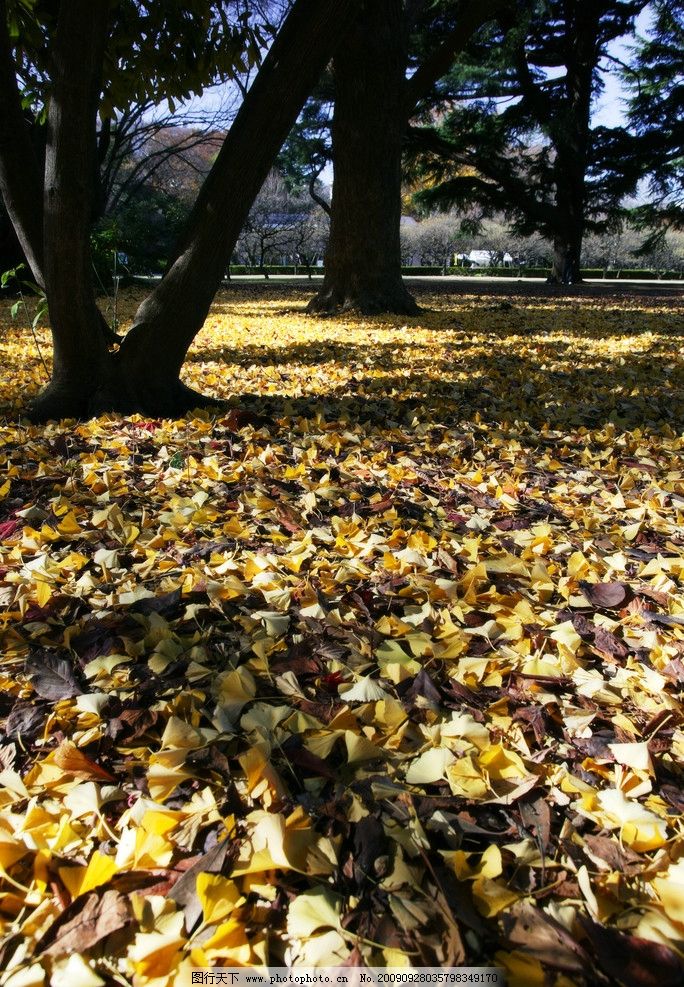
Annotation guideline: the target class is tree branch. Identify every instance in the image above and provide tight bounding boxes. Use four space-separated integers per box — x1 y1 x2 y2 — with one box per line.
404 0 506 113
307 168 330 216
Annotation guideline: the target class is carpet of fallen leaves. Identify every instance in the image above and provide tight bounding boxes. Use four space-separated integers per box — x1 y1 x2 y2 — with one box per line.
0 283 684 987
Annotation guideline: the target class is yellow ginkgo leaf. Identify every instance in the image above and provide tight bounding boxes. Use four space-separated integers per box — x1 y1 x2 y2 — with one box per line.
652 860 684 925
405 747 456 784
286 886 343 938
585 789 669 851
59 850 117 899
196 873 242 926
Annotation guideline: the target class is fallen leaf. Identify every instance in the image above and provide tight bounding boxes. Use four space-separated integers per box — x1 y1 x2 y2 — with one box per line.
503 902 590 974
25 650 82 700
580 581 630 609
36 889 132 957
579 917 684 987
168 839 231 933
51 741 117 782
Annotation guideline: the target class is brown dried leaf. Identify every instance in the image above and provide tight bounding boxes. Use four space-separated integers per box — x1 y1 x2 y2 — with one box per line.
5 701 46 739
25 651 82 701
582 834 644 876
592 626 629 658
580 581 630 609
643 610 684 628
37 889 132 957
519 795 551 852
504 902 590 974
580 918 684 987
169 839 231 933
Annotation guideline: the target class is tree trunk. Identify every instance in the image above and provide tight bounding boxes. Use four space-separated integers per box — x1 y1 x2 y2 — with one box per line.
33 1 115 420
0 1 120 388
549 230 583 285
308 0 417 315
0 205 25 273
0 0 45 286
259 242 269 278
547 141 586 285
115 0 354 416
546 6 597 286
308 1 494 314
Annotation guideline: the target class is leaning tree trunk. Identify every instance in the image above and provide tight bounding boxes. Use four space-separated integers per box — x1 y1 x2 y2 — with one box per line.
115 0 355 416
5 0 353 420
307 0 418 315
0 207 25 273
0 0 45 286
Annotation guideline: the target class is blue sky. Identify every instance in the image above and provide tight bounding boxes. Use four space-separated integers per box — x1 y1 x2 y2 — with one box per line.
593 6 653 128
593 70 631 128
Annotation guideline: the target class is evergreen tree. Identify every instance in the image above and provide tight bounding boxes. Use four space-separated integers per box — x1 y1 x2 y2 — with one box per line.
277 90 333 216
408 0 647 283
627 0 684 243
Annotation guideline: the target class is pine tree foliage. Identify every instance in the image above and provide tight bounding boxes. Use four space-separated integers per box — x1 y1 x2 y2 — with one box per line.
406 0 648 282
627 1 684 243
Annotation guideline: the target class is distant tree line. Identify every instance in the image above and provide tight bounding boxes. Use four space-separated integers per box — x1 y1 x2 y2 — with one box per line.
398 215 684 273
232 170 327 272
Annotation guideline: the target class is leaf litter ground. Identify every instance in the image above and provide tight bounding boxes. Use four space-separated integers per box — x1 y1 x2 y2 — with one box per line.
0 283 683 987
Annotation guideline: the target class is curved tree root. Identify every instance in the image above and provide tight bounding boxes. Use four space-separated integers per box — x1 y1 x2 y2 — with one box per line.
28 376 229 423
27 380 93 423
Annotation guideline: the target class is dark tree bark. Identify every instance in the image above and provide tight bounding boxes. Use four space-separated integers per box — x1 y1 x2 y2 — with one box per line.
0 206 25 273
0 0 44 286
0 0 119 375
546 7 599 285
549 226 583 285
33 1 114 420
308 0 417 315
115 0 355 415
547 140 588 286
308 0 496 314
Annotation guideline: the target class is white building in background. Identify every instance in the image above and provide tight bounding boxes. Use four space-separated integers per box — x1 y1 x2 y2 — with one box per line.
456 249 514 267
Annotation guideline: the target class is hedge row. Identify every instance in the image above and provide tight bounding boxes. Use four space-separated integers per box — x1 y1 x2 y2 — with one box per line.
228 265 319 275
225 265 684 280
453 267 684 280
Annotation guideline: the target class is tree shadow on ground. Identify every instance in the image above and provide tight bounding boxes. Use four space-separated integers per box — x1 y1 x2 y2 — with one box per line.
1 283 682 431
188 291 684 434
218 276 684 304
405 277 684 301
211 288 684 340
226 355 681 434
